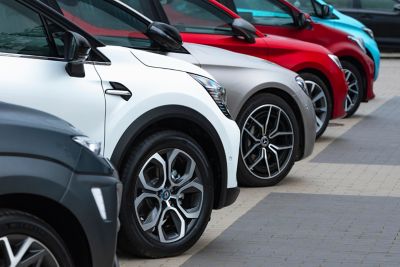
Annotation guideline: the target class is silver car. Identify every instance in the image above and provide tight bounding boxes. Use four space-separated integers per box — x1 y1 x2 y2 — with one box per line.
48 0 316 187
170 43 316 187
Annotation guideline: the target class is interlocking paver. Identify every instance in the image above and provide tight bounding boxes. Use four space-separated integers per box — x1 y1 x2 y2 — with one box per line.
183 194 400 267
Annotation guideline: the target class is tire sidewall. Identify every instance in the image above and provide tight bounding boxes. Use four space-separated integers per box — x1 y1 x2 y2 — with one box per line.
118 131 213 258
236 93 299 187
0 209 74 267
300 72 332 138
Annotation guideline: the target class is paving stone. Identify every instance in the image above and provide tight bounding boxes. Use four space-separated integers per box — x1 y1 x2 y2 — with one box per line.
183 193 400 267
312 97 400 165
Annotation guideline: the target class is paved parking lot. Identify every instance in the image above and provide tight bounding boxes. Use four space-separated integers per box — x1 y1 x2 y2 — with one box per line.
121 59 400 267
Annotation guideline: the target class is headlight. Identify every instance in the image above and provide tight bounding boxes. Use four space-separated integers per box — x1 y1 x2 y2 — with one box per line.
328 54 343 70
73 136 102 156
363 27 374 39
190 74 231 118
295 76 309 96
348 35 367 54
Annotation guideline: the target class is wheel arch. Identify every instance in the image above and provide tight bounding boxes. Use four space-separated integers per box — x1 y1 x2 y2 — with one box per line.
238 88 306 161
0 193 91 267
110 105 228 209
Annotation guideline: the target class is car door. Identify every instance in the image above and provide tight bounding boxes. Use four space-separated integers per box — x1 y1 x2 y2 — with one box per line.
0 1 106 146
222 0 310 40
355 0 400 49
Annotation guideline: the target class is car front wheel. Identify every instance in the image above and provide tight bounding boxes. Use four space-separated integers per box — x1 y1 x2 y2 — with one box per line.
0 209 74 267
237 93 299 187
301 72 332 138
118 130 213 258
342 60 364 118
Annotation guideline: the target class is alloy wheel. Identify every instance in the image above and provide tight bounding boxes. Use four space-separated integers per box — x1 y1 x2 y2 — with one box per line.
0 235 60 267
305 80 328 133
344 68 360 113
134 148 203 244
241 104 294 179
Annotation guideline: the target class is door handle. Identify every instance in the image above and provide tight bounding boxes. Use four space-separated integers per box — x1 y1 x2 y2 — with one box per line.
105 82 132 101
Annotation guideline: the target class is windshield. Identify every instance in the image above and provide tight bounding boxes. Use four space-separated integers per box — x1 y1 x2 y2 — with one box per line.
154 0 234 35
54 0 153 49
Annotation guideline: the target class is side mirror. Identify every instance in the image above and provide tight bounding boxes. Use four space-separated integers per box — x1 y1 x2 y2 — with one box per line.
231 18 257 44
146 22 183 51
321 4 333 17
64 31 91 78
394 4 400 12
298 13 312 29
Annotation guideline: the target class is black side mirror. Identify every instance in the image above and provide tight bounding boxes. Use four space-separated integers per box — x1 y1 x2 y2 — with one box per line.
64 31 91 78
146 22 183 51
298 13 312 29
231 18 256 43
321 4 332 17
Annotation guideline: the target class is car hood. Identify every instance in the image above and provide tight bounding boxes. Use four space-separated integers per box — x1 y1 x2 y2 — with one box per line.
129 48 215 80
0 102 81 136
264 34 332 54
333 10 365 29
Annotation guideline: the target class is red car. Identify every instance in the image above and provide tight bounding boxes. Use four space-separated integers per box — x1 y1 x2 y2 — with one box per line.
218 0 375 117
125 0 348 138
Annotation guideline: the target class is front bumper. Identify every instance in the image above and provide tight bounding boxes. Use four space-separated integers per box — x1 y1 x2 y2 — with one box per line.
295 88 316 160
61 169 121 267
213 116 240 209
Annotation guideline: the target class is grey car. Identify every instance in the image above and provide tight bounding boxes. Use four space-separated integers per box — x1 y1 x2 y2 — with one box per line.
170 43 316 187
0 102 121 267
45 0 316 187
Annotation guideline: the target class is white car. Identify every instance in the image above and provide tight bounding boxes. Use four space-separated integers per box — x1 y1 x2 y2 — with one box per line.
0 0 240 259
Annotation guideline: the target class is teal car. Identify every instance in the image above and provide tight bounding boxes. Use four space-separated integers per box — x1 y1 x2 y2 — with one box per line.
288 0 380 80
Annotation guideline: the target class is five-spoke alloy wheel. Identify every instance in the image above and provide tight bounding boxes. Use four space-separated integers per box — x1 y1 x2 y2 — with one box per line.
118 131 213 258
237 94 299 187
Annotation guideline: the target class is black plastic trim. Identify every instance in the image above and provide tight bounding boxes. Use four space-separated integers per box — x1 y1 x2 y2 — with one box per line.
223 187 240 207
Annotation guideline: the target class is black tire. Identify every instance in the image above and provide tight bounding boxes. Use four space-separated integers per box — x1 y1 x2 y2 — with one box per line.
0 209 74 267
118 130 213 258
300 72 332 139
342 60 364 118
236 93 300 187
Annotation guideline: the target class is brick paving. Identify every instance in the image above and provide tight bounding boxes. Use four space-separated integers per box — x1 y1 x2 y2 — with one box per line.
121 59 400 267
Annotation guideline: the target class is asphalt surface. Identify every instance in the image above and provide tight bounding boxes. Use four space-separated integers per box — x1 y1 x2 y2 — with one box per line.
121 59 400 267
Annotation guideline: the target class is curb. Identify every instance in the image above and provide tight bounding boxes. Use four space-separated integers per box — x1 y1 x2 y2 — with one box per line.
381 53 400 59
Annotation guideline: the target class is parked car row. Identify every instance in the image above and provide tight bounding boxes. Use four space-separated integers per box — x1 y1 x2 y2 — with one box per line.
0 0 380 266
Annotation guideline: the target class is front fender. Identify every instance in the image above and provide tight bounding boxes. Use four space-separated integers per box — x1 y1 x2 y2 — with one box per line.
0 156 72 201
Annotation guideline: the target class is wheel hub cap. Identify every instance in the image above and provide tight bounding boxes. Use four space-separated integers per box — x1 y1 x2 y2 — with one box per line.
260 136 269 147
160 189 172 201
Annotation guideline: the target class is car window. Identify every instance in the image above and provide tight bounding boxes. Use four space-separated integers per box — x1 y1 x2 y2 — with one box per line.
55 0 153 49
233 0 295 26
287 0 316 15
0 1 52 57
157 0 234 35
359 0 397 12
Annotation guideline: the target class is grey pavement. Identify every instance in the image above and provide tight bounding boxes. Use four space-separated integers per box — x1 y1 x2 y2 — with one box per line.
184 193 400 267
